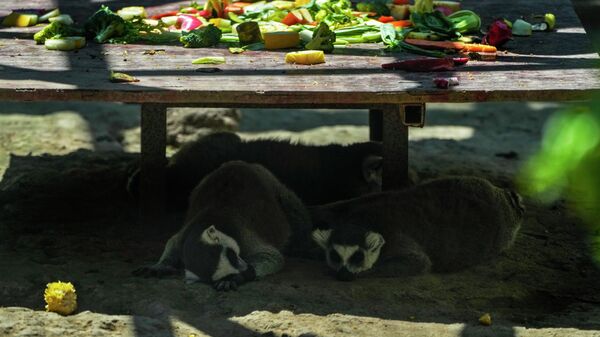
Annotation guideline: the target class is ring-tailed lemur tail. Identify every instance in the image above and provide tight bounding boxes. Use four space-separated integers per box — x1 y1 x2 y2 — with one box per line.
310 176 525 281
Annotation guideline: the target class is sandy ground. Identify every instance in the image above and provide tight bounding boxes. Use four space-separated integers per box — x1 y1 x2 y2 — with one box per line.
0 100 600 337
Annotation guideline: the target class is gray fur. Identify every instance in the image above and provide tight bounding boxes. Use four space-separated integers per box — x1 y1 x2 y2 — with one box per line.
134 161 312 289
128 132 385 209
310 176 525 279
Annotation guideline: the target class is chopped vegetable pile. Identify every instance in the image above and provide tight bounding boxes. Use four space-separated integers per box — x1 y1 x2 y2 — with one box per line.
4 0 555 67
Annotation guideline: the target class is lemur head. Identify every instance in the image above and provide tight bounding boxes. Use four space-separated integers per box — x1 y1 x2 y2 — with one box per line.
312 225 385 281
184 225 249 284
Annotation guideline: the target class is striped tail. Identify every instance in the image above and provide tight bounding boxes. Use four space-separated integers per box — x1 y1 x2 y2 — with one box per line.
506 189 526 217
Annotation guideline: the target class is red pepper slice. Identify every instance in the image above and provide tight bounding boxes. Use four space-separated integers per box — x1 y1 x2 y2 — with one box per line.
198 9 212 18
452 57 469 65
177 14 203 31
393 0 410 4
381 57 455 72
281 11 301 26
150 10 180 20
378 15 395 23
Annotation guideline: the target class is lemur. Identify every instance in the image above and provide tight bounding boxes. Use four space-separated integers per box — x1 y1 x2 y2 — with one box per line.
127 131 388 210
310 176 525 281
134 161 312 290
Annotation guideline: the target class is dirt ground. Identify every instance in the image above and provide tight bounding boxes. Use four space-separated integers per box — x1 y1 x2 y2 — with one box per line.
1 100 600 337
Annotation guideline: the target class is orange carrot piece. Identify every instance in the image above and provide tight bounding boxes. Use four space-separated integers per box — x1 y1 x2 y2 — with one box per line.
462 43 497 53
404 38 465 50
390 20 412 28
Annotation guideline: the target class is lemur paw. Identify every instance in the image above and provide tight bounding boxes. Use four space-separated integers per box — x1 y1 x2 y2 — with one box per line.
213 266 256 291
214 274 244 291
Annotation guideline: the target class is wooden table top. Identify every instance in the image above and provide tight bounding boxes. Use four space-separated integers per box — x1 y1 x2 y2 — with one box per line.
0 0 599 106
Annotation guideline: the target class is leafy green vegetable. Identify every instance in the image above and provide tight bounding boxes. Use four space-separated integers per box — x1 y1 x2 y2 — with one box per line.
410 10 459 38
447 10 481 34
33 21 83 44
380 23 398 49
413 0 433 14
108 19 181 44
85 5 127 43
180 24 222 48
333 25 379 36
236 22 262 45
305 22 336 53
192 56 226 64
221 33 240 44
356 2 390 16
313 0 359 29
384 26 447 57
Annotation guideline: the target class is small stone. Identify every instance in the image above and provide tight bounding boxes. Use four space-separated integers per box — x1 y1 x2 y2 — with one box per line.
479 313 492 326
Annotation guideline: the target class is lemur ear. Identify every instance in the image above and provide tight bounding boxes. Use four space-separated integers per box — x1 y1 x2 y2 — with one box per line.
312 229 332 249
362 155 382 188
365 231 385 252
201 225 220 244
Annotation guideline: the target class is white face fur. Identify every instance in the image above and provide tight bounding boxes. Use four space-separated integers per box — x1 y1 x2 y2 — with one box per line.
185 225 248 283
312 228 385 275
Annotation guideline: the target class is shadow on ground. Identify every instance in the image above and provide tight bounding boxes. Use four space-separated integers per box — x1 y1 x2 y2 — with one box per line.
1 101 600 337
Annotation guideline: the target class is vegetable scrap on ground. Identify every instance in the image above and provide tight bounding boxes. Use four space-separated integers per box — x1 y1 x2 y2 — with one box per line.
3 0 556 69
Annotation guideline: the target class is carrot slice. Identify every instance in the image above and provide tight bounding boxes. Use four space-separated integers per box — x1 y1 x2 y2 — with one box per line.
390 20 412 28
404 38 465 50
462 43 497 53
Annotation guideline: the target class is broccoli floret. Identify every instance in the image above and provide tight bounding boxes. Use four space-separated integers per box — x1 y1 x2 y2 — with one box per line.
33 21 83 44
84 5 126 43
305 22 336 53
179 25 222 48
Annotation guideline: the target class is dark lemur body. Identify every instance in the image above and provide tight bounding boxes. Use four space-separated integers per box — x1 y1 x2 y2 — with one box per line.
311 177 525 280
128 132 383 209
134 161 312 290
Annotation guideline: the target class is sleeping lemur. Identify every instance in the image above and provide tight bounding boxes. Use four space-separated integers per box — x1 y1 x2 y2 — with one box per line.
310 176 525 281
134 161 312 290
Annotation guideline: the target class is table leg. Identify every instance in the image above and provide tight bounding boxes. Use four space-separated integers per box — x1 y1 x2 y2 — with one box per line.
382 105 409 190
140 103 167 229
369 109 383 142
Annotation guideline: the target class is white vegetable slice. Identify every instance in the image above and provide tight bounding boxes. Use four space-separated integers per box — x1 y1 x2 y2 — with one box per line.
45 36 86 51
48 14 74 25
39 8 61 22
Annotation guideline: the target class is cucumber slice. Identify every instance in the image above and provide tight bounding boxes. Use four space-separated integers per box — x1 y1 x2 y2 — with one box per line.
39 8 61 22
45 36 86 51
48 14 74 25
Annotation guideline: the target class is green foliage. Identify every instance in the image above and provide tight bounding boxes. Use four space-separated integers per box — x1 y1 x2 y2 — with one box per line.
108 19 181 44
179 24 223 48
311 0 360 29
305 22 336 53
518 99 600 262
33 21 83 44
356 1 390 16
84 5 127 43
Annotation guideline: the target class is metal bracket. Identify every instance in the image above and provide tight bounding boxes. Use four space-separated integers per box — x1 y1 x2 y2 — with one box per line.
401 103 426 128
